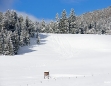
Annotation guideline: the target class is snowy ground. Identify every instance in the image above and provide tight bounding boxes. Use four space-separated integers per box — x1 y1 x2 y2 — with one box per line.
0 33 111 86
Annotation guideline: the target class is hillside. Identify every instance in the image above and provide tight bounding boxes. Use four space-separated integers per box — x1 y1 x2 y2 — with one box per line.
76 6 111 34
0 34 111 86
77 6 111 22
1 6 111 55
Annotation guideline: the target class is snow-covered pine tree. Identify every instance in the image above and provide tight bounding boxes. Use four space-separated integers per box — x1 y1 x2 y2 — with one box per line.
18 15 24 32
36 25 40 44
20 24 26 46
35 23 40 44
35 22 39 37
0 15 3 54
25 16 31 35
9 38 14 55
25 30 30 45
0 12 3 24
3 44 10 55
35 22 39 32
0 32 3 55
20 21 30 46
37 35 40 44
19 35 24 46
25 17 30 34
0 41 3 55
3 31 10 55
9 10 17 32
54 13 60 33
59 9 68 33
36 31 39 38
41 19 46 33
68 8 76 33
25 16 35 37
45 24 49 33
5 31 14 55
18 15 24 42
11 31 19 55
56 13 59 22
47 21 54 33
25 16 30 28
29 22 35 38
14 30 19 52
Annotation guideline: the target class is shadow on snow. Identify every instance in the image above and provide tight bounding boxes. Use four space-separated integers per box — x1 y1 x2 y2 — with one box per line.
17 33 49 55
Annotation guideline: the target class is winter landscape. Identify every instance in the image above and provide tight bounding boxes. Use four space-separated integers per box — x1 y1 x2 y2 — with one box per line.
0 33 111 86
1 0 111 86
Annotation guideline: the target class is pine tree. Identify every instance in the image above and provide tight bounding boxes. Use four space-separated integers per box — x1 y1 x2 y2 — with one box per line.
0 32 3 55
55 13 60 33
47 21 54 33
0 42 3 55
3 44 10 55
37 35 40 44
3 30 10 55
0 12 3 24
68 9 76 33
55 13 59 22
9 38 14 55
10 31 19 55
41 19 46 33
59 9 68 33
25 30 30 45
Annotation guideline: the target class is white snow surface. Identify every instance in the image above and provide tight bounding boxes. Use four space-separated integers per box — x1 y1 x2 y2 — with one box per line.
0 33 111 86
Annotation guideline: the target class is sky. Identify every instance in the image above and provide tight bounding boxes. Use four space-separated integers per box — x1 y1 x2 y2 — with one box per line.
0 0 111 21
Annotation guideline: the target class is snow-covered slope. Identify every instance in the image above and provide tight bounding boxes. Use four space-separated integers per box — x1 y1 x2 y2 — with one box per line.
0 34 111 86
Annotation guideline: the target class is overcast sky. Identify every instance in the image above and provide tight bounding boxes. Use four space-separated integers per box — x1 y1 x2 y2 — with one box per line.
0 0 111 20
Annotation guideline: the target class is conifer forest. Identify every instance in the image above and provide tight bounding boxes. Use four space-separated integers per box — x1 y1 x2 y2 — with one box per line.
0 6 111 55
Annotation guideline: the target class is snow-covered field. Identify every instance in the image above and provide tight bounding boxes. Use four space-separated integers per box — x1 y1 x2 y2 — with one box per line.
0 34 111 86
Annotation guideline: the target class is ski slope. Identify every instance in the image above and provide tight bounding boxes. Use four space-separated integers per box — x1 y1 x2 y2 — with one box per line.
0 34 111 86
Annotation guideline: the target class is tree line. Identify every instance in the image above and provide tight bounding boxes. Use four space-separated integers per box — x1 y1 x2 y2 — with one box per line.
39 6 111 34
0 6 111 55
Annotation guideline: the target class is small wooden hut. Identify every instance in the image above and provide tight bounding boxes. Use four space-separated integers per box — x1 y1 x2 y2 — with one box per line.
44 71 49 79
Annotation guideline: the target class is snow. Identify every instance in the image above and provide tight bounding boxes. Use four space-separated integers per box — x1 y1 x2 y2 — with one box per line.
0 34 111 86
